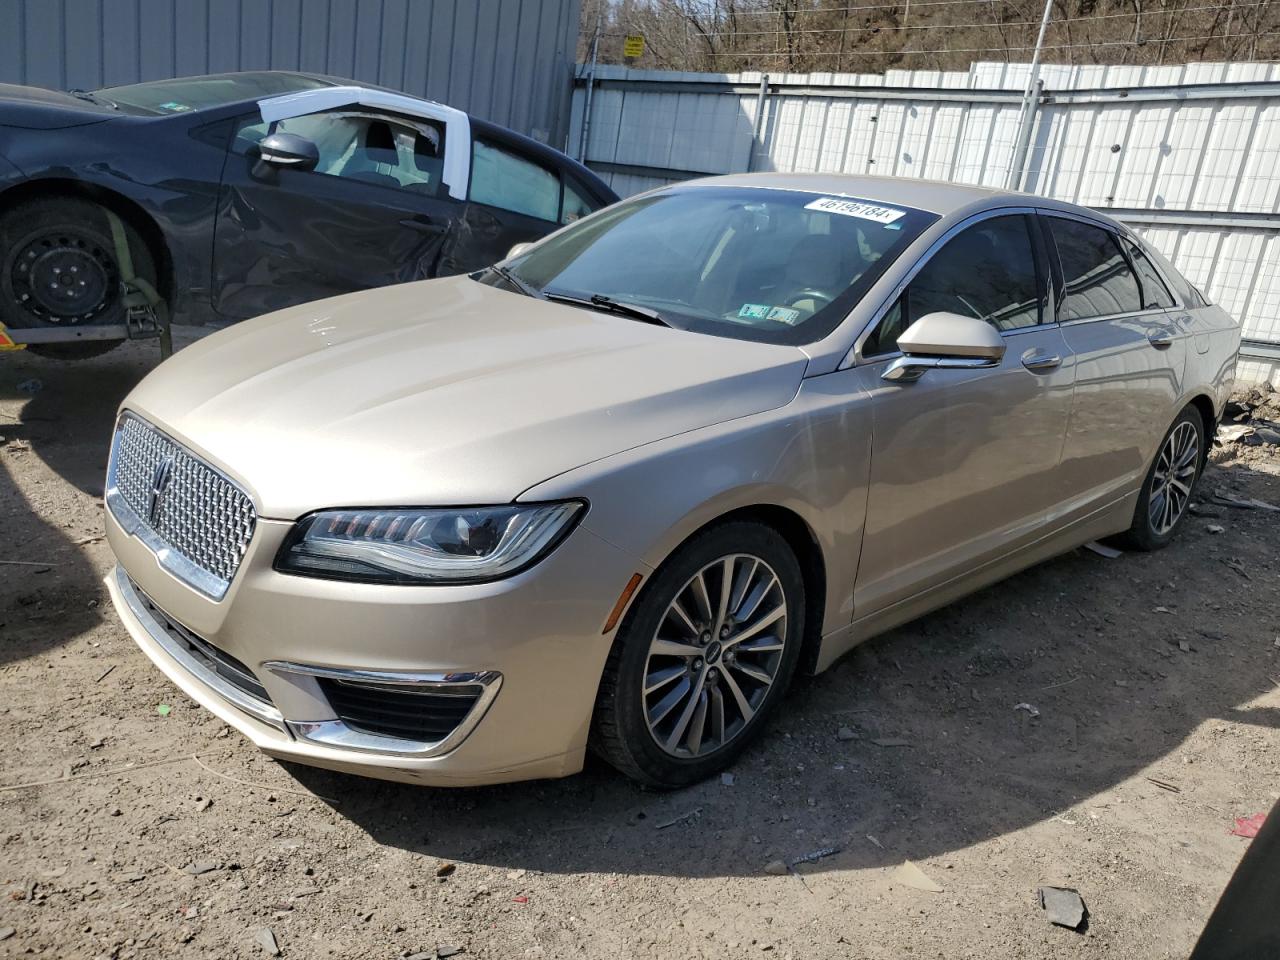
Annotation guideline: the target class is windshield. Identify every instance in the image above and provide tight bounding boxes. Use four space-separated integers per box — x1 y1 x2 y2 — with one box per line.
486 186 936 345
95 72 331 116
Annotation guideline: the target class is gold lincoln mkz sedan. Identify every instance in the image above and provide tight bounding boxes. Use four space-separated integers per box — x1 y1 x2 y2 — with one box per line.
105 174 1240 788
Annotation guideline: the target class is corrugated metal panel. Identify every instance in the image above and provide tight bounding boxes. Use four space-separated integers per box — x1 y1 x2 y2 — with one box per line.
573 61 1280 382
0 0 581 147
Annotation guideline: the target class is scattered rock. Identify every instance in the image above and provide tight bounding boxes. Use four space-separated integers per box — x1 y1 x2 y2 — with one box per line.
1206 524 1225 534
183 861 219 876
506 869 526 881
293 886 321 898
763 860 788 876
1179 641 1193 652
255 926 281 956
893 860 943 893
436 946 464 958
721 772 736 786
1039 886 1087 930
1014 702 1040 719
435 862 456 879
0 927 14 942
836 726 858 741
1188 502 1222 518
1217 424 1254 443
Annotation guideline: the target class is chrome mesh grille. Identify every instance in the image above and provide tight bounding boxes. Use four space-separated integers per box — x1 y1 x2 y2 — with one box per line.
110 415 256 590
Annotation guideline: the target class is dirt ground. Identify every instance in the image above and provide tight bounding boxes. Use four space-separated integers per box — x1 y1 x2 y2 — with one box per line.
1 334 1278 960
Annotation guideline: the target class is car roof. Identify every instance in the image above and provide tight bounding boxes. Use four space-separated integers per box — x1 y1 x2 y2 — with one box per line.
675 172 1016 216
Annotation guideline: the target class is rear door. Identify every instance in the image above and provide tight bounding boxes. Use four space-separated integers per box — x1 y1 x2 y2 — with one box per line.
446 132 589 274
851 211 1076 616
1044 213 1186 516
211 108 463 321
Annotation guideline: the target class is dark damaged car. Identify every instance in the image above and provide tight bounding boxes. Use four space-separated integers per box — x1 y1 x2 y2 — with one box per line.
0 71 617 357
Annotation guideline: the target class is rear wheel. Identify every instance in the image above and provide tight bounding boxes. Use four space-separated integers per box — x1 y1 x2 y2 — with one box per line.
590 522 805 787
1115 406 1205 551
0 197 157 360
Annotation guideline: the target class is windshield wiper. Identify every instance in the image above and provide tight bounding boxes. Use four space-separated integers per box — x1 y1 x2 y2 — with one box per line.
68 89 118 110
489 264 543 300
545 291 671 327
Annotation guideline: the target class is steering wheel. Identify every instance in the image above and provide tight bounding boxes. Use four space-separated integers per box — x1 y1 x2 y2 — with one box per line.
785 288 835 311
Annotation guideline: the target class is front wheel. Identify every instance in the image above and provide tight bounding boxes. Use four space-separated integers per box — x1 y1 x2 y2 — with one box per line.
0 197 156 360
1115 406 1205 551
590 522 805 788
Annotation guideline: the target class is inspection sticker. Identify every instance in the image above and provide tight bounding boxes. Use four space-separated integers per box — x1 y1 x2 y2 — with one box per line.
804 197 905 224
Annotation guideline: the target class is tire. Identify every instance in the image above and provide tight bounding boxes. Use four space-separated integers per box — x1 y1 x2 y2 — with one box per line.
590 521 806 788
1114 405 1206 551
0 197 156 359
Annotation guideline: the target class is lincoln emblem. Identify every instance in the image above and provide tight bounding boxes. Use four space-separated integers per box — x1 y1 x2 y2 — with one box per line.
147 456 174 525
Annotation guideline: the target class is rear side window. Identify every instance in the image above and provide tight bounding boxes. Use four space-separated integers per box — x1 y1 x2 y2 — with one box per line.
1140 241 1209 307
470 139 560 221
1050 219 1144 320
1126 242 1175 309
561 176 596 224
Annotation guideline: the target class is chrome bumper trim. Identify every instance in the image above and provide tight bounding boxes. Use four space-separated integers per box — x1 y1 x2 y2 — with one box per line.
114 566 286 730
263 661 503 759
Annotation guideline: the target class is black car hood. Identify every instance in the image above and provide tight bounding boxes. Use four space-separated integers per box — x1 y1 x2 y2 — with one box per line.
0 84 117 130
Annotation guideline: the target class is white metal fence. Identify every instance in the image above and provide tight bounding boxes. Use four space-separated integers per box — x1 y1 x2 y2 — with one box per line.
570 61 1280 385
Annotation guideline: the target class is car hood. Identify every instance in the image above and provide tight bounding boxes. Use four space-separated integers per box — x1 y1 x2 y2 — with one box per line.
0 83 118 129
124 276 809 517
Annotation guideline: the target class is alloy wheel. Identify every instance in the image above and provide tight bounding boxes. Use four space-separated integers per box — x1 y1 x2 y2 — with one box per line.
1148 420 1199 535
642 553 788 758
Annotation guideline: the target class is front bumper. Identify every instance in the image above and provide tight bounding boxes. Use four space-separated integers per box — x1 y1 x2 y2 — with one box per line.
105 507 644 787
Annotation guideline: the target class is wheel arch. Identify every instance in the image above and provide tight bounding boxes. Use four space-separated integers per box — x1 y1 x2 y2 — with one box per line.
0 178 174 303
631 502 829 678
1184 392 1218 468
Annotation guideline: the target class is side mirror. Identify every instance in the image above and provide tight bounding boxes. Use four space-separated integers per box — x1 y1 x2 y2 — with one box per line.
882 312 1005 383
256 132 320 172
506 241 534 260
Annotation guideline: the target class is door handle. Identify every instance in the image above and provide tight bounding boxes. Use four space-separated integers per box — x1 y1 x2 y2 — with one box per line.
1021 351 1061 372
399 216 447 235
1148 330 1174 349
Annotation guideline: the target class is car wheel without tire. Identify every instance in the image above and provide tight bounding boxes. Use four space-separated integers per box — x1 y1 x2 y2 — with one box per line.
0 197 156 359
591 521 805 787
1116 405 1206 551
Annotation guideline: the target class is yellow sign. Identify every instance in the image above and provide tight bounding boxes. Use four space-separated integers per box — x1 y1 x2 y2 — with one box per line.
0 323 24 351
623 35 645 59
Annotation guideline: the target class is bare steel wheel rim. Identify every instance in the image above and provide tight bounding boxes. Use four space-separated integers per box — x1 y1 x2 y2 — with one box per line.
10 230 117 324
1148 421 1199 535
642 553 788 758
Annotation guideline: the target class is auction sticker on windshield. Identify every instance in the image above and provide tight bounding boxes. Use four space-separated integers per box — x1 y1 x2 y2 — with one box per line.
804 197 905 224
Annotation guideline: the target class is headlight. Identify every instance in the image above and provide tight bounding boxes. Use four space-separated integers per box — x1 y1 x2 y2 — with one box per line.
274 502 585 585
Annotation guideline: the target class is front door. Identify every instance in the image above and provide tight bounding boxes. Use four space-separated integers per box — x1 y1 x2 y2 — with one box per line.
851 212 1077 617
212 109 463 321
1044 215 1187 517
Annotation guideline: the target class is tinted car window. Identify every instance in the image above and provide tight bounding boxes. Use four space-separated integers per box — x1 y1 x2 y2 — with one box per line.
470 139 560 221
1140 240 1208 307
914 215 1042 329
1127 242 1176 309
233 112 445 195
495 187 936 346
1051 219 1144 320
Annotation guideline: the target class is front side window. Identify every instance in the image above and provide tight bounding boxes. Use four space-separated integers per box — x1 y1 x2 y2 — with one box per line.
1050 218 1144 321
233 112 445 195
489 187 937 346
470 139 560 221
864 214 1042 356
